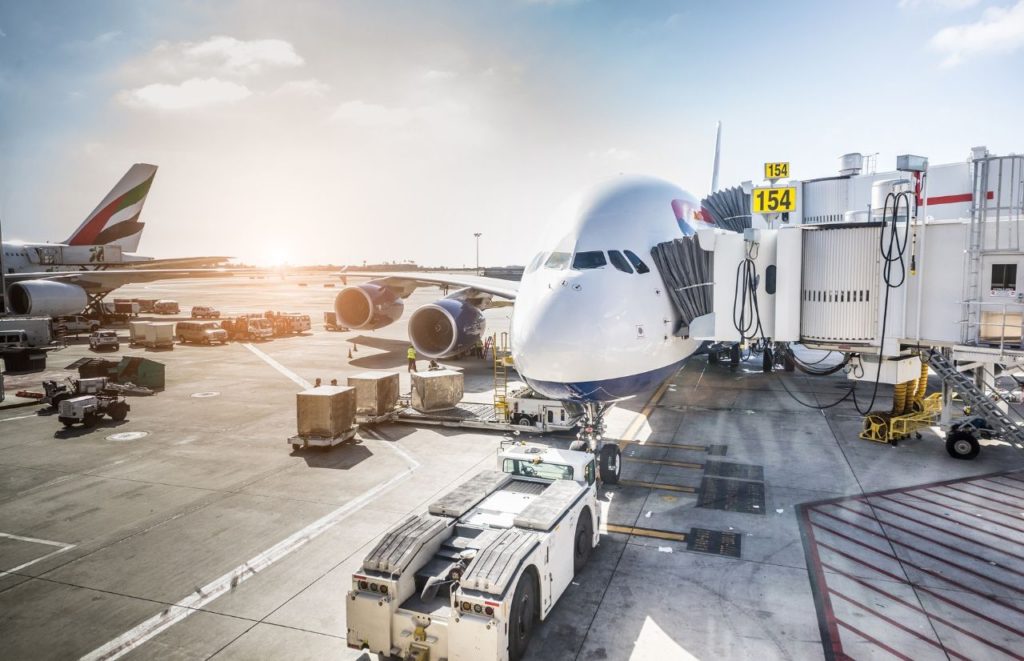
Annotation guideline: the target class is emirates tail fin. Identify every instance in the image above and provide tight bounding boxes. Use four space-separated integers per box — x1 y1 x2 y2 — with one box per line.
65 163 157 252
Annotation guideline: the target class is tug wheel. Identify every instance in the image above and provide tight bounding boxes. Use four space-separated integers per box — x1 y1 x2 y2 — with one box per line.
573 508 594 574
508 571 538 661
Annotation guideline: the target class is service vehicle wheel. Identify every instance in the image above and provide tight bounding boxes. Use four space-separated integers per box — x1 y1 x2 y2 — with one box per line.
61 419 74 428
573 508 594 574
599 444 621 484
513 413 531 426
109 403 128 422
508 572 538 661
291 443 300 451
82 413 97 428
113 344 120 351
946 431 980 460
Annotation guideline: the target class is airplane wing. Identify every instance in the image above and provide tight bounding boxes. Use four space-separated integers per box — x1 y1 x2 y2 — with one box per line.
120 256 234 269
4 268 239 293
348 271 518 302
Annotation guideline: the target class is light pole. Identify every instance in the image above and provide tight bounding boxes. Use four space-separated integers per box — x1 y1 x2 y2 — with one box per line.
473 232 482 275
0 213 7 315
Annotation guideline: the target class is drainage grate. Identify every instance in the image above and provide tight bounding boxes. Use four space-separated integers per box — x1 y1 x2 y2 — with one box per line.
697 477 766 514
704 461 764 481
687 527 742 558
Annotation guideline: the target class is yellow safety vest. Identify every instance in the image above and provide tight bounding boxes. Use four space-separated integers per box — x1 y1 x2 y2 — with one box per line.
407 347 416 360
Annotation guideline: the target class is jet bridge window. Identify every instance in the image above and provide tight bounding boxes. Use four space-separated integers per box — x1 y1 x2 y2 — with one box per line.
544 252 571 270
608 250 633 273
991 263 1018 290
572 251 607 270
623 250 650 274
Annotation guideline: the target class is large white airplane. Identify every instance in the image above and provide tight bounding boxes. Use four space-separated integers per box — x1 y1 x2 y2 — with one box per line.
334 175 714 472
1 164 231 316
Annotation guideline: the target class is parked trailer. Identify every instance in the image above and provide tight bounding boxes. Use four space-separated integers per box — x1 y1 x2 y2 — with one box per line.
347 441 603 661
323 311 349 332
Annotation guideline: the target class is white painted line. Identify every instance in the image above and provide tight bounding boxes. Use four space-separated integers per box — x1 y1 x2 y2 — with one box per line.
0 531 73 547
0 532 77 576
241 342 312 389
0 414 40 423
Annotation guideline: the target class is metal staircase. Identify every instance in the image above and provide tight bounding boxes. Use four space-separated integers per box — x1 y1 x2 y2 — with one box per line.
927 350 1024 448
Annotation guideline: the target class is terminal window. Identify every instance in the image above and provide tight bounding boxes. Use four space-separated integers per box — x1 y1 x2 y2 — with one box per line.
991 263 1018 290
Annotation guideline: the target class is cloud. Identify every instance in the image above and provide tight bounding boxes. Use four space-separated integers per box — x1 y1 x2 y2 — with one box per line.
331 100 416 127
588 147 636 161
930 0 1024 66
183 35 303 74
118 77 252 110
274 78 330 96
422 69 457 81
899 0 979 9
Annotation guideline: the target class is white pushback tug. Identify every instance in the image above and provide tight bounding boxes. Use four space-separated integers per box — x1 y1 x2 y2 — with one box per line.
346 440 612 660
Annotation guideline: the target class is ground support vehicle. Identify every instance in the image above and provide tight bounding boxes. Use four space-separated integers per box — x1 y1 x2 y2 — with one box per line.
346 442 602 661
36 377 109 408
286 427 358 451
507 388 584 432
89 330 120 352
153 300 180 315
323 312 349 332
267 312 311 336
221 316 274 341
55 315 99 335
177 320 228 345
191 306 221 319
57 394 129 428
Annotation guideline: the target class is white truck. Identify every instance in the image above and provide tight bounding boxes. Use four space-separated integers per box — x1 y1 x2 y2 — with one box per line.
507 387 585 432
0 316 54 347
346 441 607 661
55 315 100 335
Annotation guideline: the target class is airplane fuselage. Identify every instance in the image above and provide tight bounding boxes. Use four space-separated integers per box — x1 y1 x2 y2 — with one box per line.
1 241 152 274
511 176 703 402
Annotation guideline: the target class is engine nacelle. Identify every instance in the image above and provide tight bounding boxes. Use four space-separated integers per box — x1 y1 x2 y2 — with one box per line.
7 280 89 316
334 284 405 330
408 298 486 359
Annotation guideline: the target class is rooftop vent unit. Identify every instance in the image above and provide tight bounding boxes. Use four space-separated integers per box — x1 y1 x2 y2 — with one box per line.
839 152 863 177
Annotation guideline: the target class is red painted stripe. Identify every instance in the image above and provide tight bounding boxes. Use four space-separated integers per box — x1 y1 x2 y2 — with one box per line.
963 481 1024 505
69 191 127 245
925 191 994 205
899 493 1024 544
812 508 1024 592
835 619 914 661
922 488 1024 532
817 537 1024 618
830 502 1024 578
945 483 1024 509
799 506 846 660
828 588 967 659
822 561 1024 654
868 498 1024 562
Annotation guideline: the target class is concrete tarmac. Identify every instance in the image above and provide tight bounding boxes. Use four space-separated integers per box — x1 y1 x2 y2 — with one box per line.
1 273 1022 660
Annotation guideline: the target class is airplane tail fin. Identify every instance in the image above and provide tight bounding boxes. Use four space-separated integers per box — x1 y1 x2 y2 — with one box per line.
65 163 157 252
710 121 722 194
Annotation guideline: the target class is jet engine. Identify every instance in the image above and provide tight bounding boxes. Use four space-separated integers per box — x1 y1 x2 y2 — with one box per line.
334 284 405 330
7 280 89 316
408 298 486 359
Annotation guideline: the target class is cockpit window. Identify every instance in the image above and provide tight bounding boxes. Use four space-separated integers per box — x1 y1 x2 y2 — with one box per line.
544 252 571 270
571 251 606 270
525 252 547 274
623 250 650 274
608 250 633 273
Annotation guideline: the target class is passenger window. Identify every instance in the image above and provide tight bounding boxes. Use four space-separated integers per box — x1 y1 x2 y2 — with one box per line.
608 250 633 273
544 252 571 270
571 251 607 270
623 250 650 274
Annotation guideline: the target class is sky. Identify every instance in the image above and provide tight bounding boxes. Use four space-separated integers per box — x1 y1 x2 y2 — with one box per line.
0 0 1022 267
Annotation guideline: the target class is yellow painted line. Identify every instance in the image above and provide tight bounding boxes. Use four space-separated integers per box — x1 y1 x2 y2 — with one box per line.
619 479 698 494
625 441 707 452
624 457 703 470
602 523 688 542
618 378 674 450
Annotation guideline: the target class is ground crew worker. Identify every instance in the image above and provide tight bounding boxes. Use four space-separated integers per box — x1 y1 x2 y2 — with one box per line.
314 377 322 387
407 345 418 372
474 338 484 359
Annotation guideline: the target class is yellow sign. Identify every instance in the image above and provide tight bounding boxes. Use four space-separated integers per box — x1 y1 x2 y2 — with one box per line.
764 162 790 180
752 187 797 214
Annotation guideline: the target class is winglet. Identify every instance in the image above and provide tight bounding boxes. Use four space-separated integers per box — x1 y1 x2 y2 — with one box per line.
711 121 722 194
65 163 158 252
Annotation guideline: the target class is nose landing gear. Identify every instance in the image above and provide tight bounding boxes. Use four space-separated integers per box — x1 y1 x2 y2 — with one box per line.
570 403 621 484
